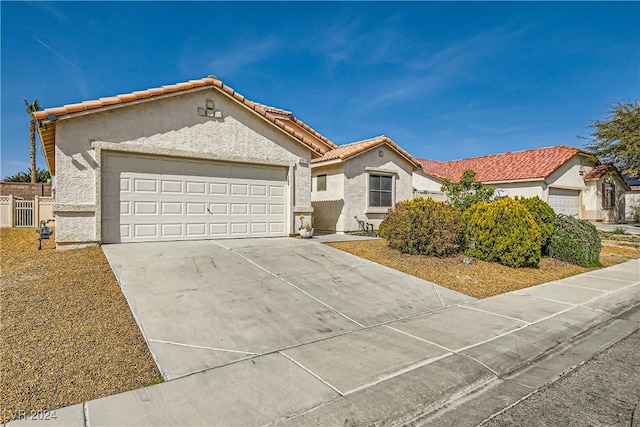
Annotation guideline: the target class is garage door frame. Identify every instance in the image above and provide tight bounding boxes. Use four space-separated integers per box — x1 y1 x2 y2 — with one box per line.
548 187 581 217
98 150 294 243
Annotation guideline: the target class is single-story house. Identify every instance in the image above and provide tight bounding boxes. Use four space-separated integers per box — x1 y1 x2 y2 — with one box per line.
34 76 338 248
311 135 420 232
414 145 629 223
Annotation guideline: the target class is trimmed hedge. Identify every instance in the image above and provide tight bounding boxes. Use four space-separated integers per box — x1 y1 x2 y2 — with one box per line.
515 196 556 247
379 197 464 256
545 214 601 267
464 198 542 268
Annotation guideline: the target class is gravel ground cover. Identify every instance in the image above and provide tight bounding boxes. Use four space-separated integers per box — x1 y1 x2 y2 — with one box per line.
0 228 161 424
327 237 640 299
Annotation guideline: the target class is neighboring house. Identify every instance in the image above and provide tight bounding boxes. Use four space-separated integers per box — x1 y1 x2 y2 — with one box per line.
623 175 640 223
34 76 337 248
414 145 629 223
311 135 420 232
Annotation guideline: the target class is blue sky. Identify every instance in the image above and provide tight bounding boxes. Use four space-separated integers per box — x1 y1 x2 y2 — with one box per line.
2 1 638 179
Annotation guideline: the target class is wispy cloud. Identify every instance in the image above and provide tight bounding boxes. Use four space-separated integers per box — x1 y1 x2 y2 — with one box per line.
32 37 113 94
207 37 281 76
304 14 403 69
28 1 68 23
358 23 532 111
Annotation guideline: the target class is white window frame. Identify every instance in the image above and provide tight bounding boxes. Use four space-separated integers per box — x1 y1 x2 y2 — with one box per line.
365 168 396 213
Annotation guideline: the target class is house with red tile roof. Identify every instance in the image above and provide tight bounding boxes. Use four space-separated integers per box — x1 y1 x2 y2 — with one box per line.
34 75 337 248
414 146 629 223
311 135 420 232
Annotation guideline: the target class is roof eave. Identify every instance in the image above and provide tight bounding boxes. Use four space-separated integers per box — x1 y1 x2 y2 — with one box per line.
341 140 420 170
311 158 343 167
35 119 56 176
483 177 546 185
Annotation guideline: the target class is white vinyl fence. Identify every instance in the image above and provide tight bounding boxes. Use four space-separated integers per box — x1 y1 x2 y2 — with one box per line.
0 195 55 228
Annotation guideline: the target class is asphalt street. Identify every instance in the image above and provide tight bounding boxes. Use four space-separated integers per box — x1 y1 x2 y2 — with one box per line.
482 329 640 427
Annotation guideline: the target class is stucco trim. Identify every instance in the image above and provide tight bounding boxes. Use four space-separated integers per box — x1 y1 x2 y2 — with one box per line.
53 204 96 212
293 206 314 213
91 141 294 168
483 178 544 185
364 167 400 175
548 185 584 191
311 158 343 168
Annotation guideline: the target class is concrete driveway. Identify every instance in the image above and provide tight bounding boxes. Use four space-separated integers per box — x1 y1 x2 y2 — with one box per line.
102 237 474 380
15 239 637 426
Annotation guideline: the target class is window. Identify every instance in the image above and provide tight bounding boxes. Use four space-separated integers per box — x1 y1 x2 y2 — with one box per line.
317 174 327 192
602 182 616 209
369 174 393 207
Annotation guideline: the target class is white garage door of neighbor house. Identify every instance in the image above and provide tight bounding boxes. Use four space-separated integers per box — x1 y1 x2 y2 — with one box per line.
548 188 580 217
102 153 288 243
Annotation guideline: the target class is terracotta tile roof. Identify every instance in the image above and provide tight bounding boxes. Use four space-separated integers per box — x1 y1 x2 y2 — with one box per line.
583 163 631 190
583 163 613 180
35 76 336 175
312 135 419 169
252 102 337 151
417 145 592 183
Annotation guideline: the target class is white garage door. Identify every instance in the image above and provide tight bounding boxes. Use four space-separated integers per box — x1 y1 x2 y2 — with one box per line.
102 153 288 243
548 188 580 217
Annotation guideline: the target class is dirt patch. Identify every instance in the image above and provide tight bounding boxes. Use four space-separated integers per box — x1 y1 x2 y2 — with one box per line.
0 228 161 423
327 238 640 300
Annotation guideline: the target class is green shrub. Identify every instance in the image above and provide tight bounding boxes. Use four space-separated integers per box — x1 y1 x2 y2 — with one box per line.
379 197 464 256
464 198 542 268
545 215 601 267
515 196 556 247
441 169 494 211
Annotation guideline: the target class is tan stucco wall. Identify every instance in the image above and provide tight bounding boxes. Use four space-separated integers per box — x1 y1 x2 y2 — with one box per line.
583 175 628 222
626 188 640 222
311 163 345 231
342 147 415 232
486 182 544 199
412 171 445 200
54 88 314 246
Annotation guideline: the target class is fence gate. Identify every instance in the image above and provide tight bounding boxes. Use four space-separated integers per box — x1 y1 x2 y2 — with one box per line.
14 200 34 227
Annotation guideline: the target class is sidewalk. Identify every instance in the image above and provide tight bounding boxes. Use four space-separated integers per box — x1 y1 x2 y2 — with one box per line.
591 221 640 235
5 259 639 427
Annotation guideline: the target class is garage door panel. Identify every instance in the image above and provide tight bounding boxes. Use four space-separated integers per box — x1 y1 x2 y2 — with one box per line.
186 203 206 215
251 185 267 196
134 224 158 238
209 223 228 235
208 203 227 215
270 223 285 233
161 224 183 237
210 183 228 195
251 223 267 233
231 203 248 215
549 188 580 217
119 224 131 239
161 180 183 193
185 181 206 195
134 178 157 193
251 204 267 215
134 201 157 215
231 223 249 234
102 154 288 243
270 204 285 215
270 186 285 197
231 184 248 196
161 202 182 215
